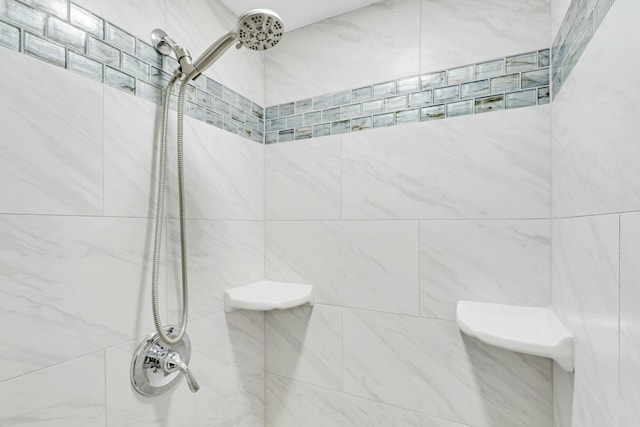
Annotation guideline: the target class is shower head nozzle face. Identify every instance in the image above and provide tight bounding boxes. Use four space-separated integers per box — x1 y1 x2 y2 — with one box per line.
236 9 284 51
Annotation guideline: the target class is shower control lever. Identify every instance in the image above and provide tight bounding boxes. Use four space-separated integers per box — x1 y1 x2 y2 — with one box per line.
131 327 198 396
163 351 200 393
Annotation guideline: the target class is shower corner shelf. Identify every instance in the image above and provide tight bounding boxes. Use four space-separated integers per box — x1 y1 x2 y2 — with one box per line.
224 280 314 312
456 300 574 372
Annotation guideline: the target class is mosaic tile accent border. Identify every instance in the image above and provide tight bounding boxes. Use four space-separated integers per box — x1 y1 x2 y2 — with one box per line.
551 0 614 96
0 0 556 146
264 50 550 143
0 0 265 143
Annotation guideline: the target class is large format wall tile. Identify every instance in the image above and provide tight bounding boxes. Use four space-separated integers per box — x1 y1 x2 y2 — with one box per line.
106 310 264 426
265 220 419 315
107 88 264 221
266 304 342 390
0 352 105 427
420 219 550 320
552 0 640 217
342 309 552 427
421 415 471 427
265 136 341 220
265 0 421 105
166 219 264 319
266 374 422 427
571 377 615 427
342 106 550 219
0 48 103 216
552 363 573 427
166 116 264 220
74 0 166 42
421 0 549 72
551 0 572 39
104 86 162 218
552 215 619 423
620 212 640 426
166 0 264 104
0 215 164 381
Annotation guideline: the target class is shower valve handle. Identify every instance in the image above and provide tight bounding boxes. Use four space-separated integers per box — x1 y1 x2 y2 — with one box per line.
164 351 200 393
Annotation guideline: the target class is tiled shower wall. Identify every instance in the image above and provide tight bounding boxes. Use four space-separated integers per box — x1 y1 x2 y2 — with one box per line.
1 0 635 426
0 0 266 425
550 0 640 426
264 50 550 142
263 0 553 426
0 0 267 142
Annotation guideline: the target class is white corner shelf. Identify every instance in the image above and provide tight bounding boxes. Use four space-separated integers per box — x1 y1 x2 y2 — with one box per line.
224 280 314 312
456 301 574 372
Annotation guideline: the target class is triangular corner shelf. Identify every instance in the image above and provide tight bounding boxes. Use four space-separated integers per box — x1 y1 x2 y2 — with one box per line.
456 300 574 371
224 280 314 312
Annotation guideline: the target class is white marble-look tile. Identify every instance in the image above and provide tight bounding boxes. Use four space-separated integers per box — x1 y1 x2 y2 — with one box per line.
342 106 550 220
571 377 615 427
166 219 264 319
421 415 470 427
551 0 572 40
551 215 619 423
420 219 550 320
0 47 103 216
620 212 640 426
104 86 163 217
166 0 264 104
166 116 264 220
74 0 166 42
265 0 420 105
0 215 165 381
553 362 574 427
266 374 422 427
342 309 552 426
0 352 105 427
106 310 264 426
265 136 341 220
420 0 549 73
266 304 342 390
265 220 419 315
552 0 640 217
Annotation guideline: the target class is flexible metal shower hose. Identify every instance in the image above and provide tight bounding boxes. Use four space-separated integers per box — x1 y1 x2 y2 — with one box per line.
151 72 190 345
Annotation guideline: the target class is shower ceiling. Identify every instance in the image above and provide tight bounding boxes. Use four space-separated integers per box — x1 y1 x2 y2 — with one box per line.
220 0 383 31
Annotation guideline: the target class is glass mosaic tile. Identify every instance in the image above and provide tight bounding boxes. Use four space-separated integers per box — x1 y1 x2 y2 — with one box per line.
505 90 536 109
70 4 103 39
67 50 102 82
24 32 65 67
475 95 504 114
447 100 473 117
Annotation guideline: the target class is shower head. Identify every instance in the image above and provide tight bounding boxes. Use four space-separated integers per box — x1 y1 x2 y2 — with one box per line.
189 9 283 79
235 9 284 51
151 9 284 81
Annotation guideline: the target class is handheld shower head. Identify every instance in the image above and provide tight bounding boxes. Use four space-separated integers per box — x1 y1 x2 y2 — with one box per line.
189 9 283 79
151 9 284 81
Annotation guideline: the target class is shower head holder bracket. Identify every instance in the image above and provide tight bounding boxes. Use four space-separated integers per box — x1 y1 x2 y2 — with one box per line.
150 29 197 77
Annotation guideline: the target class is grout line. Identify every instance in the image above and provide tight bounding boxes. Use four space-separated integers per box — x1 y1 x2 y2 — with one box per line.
311 301 452 322
553 210 640 220
340 305 344 392
3 211 633 223
263 217 552 222
103 349 108 427
618 212 622 416
0 348 106 384
268 371 461 424
418 221 422 316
